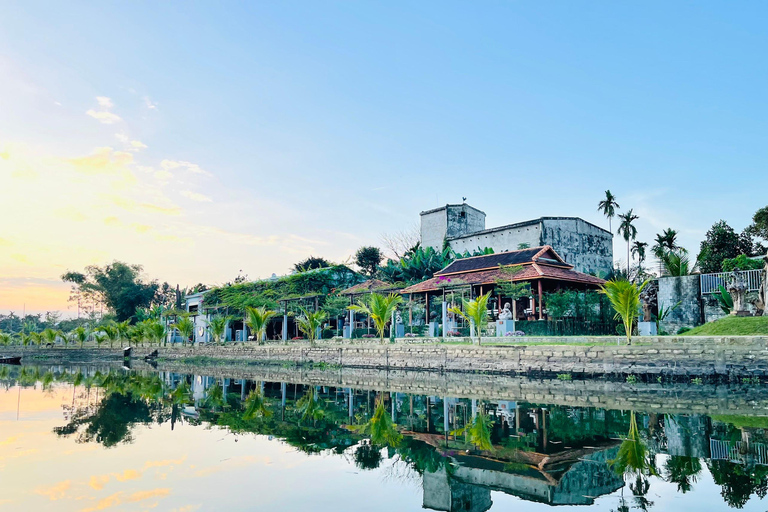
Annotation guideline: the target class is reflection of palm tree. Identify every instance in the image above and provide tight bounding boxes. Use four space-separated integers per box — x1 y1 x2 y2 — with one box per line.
630 474 654 511
610 411 656 478
664 456 701 493
204 380 226 411
351 395 402 447
450 405 494 451
296 387 325 425
243 389 272 420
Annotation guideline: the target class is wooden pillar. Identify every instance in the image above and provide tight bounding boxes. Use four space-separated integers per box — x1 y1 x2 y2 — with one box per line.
537 280 543 320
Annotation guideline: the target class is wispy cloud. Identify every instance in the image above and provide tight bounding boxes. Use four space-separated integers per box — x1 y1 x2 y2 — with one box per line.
86 96 121 124
180 190 212 202
161 160 211 176
35 480 72 501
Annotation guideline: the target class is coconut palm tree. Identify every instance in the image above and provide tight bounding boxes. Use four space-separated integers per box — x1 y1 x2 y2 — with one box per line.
41 328 61 347
172 316 194 347
206 315 232 345
245 307 276 345
72 326 89 348
449 292 491 345
0 332 11 346
652 228 682 258
348 293 403 344
610 411 656 478
660 250 697 277
102 324 120 349
93 331 107 348
296 307 327 346
617 209 640 274
450 405 494 451
598 190 620 232
350 395 402 447
601 279 648 345
147 320 167 347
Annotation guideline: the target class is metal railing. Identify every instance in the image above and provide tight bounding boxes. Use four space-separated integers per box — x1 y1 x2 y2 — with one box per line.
700 269 763 294
710 439 768 466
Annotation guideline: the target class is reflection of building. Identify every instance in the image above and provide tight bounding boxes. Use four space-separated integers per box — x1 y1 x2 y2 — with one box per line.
421 445 623 510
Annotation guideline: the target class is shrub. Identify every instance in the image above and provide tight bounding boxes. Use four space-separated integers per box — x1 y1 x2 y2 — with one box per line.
721 254 764 272
677 326 691 334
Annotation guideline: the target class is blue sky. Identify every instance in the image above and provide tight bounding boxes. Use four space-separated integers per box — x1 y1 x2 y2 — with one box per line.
0 1 766 312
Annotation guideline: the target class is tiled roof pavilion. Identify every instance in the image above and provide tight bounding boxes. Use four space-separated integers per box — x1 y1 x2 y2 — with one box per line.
400 246 605 294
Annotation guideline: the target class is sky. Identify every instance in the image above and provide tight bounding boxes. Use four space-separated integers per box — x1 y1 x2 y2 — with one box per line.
1 1 766 315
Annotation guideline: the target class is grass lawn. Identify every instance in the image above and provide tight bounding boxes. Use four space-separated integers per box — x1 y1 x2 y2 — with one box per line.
681 316 768 336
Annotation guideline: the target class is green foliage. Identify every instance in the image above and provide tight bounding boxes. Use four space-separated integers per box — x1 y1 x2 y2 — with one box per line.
206 315 232 345
660 249 697 276
245 306 277 344
296 387 325 425
350 395 402 447
348 293 402 343
296 307 327 345
698 221 754 274
243 389 272 420
655 301 681 333
449 292 491 343
450 409 494 451
714 285 733 314
610 411 655 478
204 265 361 313
293 256 331 272
379 245 495 285
321 294 350 320
61 262 158 322
601 279 648 345
355 246 383 277
721 254 764 272
172 316 194 346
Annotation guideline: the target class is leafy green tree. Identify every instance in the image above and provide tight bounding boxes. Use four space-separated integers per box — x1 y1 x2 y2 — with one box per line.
61 262 159 322
321 295 351 327
449 292 491 344
664 456 702 493
617 209 639 274
698 221 751 274
721 254 764 272
348 293 402 344
245 306 276 345
652 229 682 259
601 279 648 345
355 246 383 277
296 307 327 346
293 256 331 272
597 190 620 232
243 389 272 420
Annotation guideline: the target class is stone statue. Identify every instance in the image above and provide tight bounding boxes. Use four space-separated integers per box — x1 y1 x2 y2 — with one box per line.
728 271 749 316
639 280 658 323
395 311 403 324
499 302 513 321
761 250 768 316
641 302 652 323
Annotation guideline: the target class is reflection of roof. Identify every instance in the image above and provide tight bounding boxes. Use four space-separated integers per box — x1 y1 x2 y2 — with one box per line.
340 279 402 296
401 246 605 294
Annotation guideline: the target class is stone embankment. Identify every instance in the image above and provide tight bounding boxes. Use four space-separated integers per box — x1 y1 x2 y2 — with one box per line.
6 335 768 378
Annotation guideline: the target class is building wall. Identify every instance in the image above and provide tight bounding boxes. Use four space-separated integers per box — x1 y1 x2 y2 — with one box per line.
447 222 542 256
540 218 613 276
658 275 702 333
420 208 448 250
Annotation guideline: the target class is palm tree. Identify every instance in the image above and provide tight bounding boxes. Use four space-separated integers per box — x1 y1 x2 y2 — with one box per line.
631 241 648 268
0 332 11 346
449 292 491 345
348 293 403 344
41 328 61 347
102 324 120 349
72 326 89 348
30 331 42 348
610 411 656 478
296 307 327 346
598 190 620 232
601 279 648 345
93 332 107 348
660 250 697 276
617 209 639 274
450 406 494 452
116 320 131 345
245 307 276 345
206 315 232 345
652 228 682 258
172 316 194 346
147 320 167 347
350 395 402 447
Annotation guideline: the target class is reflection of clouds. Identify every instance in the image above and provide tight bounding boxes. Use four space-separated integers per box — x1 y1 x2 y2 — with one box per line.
143 455 187 470
35 479 72 500
80 488 170 512
88 469 142 490
171 505 201 512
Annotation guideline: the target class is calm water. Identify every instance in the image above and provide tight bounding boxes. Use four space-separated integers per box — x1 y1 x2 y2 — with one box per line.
2 366 768 511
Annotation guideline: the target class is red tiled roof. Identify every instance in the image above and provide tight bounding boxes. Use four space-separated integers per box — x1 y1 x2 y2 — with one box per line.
340 278 402 296
400 262 604 294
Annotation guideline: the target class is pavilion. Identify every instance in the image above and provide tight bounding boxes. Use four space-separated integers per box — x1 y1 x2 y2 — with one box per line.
400 246 605 325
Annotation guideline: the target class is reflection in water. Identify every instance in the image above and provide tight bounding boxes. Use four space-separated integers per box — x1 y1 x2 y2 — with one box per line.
3 365 768 511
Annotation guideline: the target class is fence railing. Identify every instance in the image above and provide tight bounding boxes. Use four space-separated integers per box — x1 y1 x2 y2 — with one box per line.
710 439 768 466
700 269 763 294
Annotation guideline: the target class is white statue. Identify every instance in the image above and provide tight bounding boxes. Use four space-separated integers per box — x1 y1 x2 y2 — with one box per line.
761 250 768 316
499 302 513 321
395 311 403 324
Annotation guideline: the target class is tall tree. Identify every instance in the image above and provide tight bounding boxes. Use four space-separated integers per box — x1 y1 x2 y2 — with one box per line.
292 256 331 273
632 241 648 268
61 262 158 322
597 190 620 232
617 209 639 274
348 292 403 344
355 246 383 277
698 221 745 274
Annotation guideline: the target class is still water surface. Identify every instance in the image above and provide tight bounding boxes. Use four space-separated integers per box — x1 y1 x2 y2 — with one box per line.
1 365 768 511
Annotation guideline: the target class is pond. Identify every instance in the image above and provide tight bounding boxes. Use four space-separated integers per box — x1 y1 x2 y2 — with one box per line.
1 365 768 511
